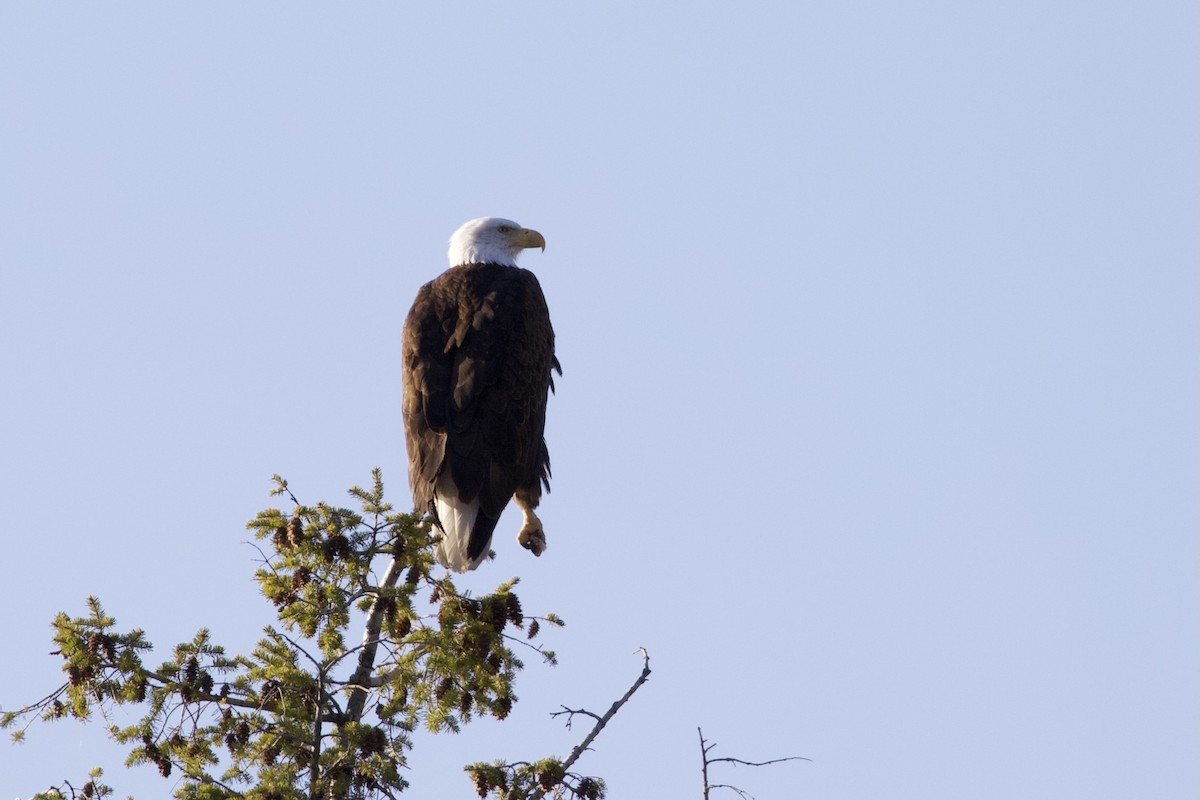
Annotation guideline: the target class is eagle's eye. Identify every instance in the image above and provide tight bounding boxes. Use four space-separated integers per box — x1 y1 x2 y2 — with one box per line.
497 225 512 233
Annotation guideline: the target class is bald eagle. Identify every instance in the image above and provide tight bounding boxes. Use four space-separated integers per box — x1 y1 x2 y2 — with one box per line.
402 217 560 572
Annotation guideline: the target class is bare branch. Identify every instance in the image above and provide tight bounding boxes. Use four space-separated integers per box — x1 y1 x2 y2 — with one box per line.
549 705 603 727
708 784 754 800
532 648 652 799
709 755 811 767
699 726 807 800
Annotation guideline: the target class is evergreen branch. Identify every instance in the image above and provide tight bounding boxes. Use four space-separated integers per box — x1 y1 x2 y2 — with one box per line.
271 474 301 506
137 669 280 715
2 682 71 736
9 471 573 799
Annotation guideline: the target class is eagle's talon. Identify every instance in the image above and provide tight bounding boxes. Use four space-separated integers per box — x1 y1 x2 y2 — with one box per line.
518 526 547 557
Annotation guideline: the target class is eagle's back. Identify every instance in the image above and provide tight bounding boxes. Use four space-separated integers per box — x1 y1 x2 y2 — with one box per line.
402 263 557 558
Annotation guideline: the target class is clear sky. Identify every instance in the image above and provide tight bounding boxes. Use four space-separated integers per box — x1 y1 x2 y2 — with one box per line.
2 2 1196 798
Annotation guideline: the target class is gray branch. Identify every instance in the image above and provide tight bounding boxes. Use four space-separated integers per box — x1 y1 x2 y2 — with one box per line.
699 727 808 800
343 556 405 723
534 648 652 799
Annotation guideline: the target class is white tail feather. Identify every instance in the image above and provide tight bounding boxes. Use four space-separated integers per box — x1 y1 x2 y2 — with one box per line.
432 487 486 572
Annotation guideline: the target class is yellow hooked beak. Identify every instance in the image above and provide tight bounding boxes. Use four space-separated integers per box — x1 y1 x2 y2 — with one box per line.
513 227 546 253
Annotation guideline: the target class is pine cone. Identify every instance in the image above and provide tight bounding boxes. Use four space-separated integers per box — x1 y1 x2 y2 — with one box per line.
287 515 304 547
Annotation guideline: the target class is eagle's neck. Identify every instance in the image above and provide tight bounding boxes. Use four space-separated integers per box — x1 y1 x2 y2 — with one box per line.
447 242 518 268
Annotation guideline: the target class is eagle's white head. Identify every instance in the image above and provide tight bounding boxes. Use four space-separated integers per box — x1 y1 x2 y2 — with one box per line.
448 217 546 268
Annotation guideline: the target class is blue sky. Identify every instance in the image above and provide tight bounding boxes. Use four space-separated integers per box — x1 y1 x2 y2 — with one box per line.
2 2 1197 798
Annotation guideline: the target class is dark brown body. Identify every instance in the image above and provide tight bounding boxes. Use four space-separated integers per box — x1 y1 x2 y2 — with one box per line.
402 262 559 564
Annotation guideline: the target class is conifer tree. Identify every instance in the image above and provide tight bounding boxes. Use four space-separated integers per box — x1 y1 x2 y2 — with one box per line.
3 471 643 800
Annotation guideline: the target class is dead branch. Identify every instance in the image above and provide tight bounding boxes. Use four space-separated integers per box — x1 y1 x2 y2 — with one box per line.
698 727 808 800
533 648 652 799
709 755 811 768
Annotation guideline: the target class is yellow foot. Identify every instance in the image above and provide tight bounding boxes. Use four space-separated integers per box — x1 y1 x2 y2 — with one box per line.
516 509 547 557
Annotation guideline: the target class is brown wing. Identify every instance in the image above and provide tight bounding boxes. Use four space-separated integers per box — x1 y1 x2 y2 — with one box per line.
402 263 558 554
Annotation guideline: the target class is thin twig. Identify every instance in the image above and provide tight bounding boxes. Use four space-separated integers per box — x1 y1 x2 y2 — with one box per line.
275 476 301 507
550 705 603 727
709 755 811 767
708 784 753 800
